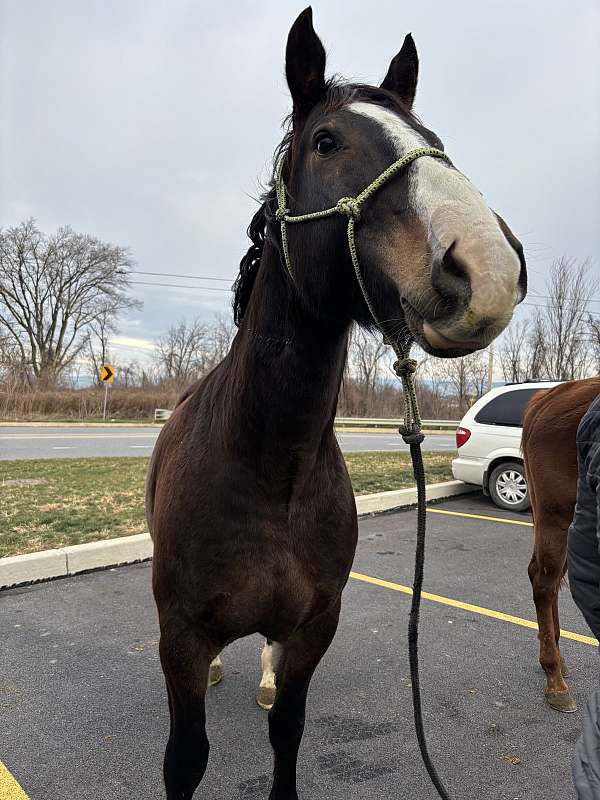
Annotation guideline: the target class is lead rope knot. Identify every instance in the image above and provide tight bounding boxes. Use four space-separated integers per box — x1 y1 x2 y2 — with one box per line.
390 353 425 444
275 207 289 222
399 424 425 445
336 196 361 220
392 356 418 377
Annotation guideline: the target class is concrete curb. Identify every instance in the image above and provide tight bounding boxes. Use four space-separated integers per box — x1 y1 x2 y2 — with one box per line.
0 480 474 590
0 534 154 590
355 479 475 517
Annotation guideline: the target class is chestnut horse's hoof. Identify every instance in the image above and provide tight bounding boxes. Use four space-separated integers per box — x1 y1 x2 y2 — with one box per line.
256 685 276 711
208 661 224 687
545 689 577 713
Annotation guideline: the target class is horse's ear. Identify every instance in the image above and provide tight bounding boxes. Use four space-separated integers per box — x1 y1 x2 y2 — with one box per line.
380 33 419 110
285 7 326 124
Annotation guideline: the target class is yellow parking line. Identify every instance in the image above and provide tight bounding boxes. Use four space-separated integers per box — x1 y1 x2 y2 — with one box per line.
428 507 533 527
0 761 29 799
349 571 598 647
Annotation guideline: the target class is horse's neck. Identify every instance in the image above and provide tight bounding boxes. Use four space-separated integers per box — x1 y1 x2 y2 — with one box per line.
226 245 350 451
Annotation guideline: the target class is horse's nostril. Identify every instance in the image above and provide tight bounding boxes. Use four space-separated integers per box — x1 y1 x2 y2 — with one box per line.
430 242 471 310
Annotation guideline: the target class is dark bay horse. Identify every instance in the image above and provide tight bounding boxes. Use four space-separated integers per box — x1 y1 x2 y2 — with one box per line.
146 8 526 798
524 377 600 712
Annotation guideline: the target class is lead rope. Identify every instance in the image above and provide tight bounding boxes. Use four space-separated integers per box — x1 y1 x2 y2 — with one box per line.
276 146 453 800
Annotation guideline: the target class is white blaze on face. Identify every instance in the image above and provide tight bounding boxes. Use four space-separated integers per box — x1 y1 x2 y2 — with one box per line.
348 101 522 340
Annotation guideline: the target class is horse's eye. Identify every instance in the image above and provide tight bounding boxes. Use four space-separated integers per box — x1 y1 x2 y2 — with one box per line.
315 133 337 156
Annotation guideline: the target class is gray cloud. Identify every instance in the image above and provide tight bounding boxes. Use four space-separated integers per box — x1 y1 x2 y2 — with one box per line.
2 1 599 364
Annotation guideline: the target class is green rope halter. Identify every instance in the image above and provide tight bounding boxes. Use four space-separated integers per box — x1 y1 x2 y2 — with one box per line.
275 146 451 439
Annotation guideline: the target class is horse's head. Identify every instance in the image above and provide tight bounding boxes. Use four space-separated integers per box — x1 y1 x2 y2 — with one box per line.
280 8 526 357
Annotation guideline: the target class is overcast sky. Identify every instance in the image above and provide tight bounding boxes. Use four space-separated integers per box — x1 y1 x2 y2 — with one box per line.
2 0 599 368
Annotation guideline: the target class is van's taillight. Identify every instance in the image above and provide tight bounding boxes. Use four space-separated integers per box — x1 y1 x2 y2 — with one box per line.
456 427 471 448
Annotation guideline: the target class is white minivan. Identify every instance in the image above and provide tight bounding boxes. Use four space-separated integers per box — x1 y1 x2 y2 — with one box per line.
452 381 560 512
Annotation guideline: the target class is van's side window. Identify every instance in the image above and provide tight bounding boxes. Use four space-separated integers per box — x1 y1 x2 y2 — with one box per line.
474 388 541 427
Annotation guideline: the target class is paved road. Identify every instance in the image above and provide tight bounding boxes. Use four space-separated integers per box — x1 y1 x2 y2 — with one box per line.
0 426 456 460
1 494 595 799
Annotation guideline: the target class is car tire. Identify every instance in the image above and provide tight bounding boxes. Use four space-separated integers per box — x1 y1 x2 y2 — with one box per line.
488 461 530 512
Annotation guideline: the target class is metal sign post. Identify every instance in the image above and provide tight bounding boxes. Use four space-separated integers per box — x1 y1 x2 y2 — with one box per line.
100 365 115 421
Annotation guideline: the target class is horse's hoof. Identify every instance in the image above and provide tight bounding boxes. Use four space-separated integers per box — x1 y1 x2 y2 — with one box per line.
560 658 569 678
256 686 276 711
208 662 224 687
545 689 577 713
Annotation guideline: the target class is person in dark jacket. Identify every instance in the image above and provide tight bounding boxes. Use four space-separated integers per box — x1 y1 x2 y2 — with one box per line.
568 392 600 798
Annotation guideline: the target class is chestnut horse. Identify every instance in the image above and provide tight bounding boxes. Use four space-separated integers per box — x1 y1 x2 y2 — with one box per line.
146 8 526 799
524 377 600 712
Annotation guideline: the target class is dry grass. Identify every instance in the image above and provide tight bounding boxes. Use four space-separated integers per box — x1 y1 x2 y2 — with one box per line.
0 452 454 557
347 451 454 495
0 387 180 422
0 458 148 557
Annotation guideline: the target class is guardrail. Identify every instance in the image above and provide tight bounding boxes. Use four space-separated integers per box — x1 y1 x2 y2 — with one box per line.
154 408 458 430
334 417 458 430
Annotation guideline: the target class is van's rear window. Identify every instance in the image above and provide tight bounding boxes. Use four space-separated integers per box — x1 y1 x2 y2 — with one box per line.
474 388 541 427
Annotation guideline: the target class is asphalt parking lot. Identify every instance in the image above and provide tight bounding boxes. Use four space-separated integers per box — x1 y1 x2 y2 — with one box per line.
1 494 597 800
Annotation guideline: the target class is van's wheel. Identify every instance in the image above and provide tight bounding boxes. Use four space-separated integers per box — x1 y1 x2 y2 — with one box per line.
488 461 530 512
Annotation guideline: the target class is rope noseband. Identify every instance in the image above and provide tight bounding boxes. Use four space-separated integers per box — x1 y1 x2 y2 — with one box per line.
276 146 454 800
276 146 451 439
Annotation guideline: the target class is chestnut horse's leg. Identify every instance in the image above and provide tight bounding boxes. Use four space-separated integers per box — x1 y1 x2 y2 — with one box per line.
528 523 576 713
268 601 341 800
159 624 215 799
552 585 569 677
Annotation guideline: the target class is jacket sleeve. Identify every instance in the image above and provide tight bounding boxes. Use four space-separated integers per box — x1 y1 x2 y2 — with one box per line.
568 398 600 642
574 689 600 799
570 396 600 799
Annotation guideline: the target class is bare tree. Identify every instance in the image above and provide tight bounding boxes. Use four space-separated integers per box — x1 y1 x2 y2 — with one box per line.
0 219 141 388
524 311 547 380
206 313 235 370
500 319 530 383
440 350 487 415
116 360 144 388
86 310 115 385
537 258 597 380
415 358 450 419
348 326 387 398
154 318 211 386
588 314 600 375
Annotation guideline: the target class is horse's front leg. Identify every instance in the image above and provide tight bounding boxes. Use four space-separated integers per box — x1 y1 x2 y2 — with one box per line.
268 600 341 800
159 621 216 799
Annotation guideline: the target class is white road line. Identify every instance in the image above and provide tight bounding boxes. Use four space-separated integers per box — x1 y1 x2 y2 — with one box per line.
52 446 75 450
0 433 158 441
130 445 153 449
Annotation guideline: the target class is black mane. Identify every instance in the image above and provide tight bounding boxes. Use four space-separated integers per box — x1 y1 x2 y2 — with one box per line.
232 80 428 326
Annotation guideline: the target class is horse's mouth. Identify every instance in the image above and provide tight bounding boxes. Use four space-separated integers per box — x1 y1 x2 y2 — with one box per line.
400 298 484 358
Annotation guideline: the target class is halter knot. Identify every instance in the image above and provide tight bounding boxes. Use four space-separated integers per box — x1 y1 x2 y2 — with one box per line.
393 357 418 377
399 425 425 445
275 207 289 222
336 196 361 220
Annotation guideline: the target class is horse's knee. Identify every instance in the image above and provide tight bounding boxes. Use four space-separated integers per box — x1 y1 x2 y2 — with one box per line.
528 555 538 584
529 554 563 596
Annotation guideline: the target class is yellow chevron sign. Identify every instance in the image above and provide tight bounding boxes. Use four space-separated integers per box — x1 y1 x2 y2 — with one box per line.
100 365 114 383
